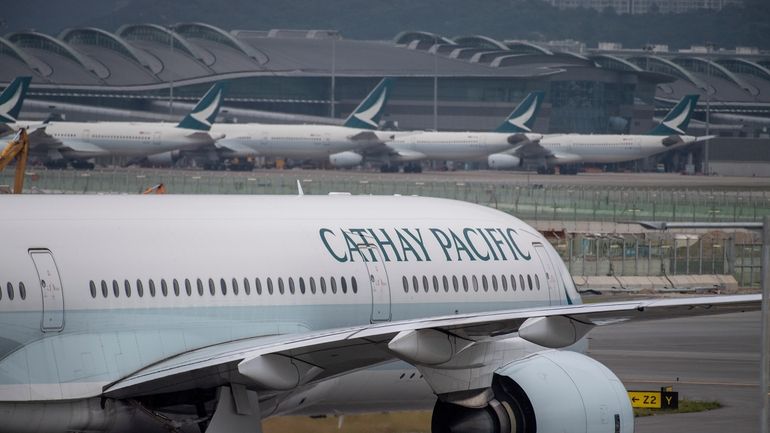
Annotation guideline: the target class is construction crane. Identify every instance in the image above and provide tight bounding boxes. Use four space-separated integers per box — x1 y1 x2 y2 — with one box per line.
142 183 167 194
0 128 29 194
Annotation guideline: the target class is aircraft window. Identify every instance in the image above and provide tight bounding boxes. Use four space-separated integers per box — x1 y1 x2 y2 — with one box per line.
161 279 168 297
173 279 180 296
232 278 239 295
340 277 346 294
527 275 533 291
256 278 263 295
267 278 274 295
452 276 459 292
492 275 498 292
7 282 13 300
289 277 296 294
124 279 131 298
197 279 204 296
149 279 157 297
299 278 306 294
482 275 488 292
208 278 215 296
185 279 192 296
351 277 358 294
422 276 429 293
462 276 469 292
432 276 439 292
90 281 97 298
220 278 227 296
310 277 316 294
472 275 479 292
137 279 144 297
519 275 525 292
402 276 409 293
320 277 327 294
412 276 419 293
278 278 285 295
330 277 337 294
112 280 120 298
18 282 25 300
243 278 251 295
535 274 540 290
442 276 449 292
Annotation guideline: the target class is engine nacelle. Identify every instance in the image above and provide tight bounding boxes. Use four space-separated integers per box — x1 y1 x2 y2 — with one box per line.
487 153 521 169
146 150 181 166
494 350 633 433
329 151 363 168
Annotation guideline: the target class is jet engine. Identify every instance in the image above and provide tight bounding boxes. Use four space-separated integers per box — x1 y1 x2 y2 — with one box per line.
431 351 633 433
145 150 181 166
487 154 521 169
329 151 363 168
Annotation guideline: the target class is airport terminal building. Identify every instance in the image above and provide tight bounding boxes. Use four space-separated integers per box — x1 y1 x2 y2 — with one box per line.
1 23 769 173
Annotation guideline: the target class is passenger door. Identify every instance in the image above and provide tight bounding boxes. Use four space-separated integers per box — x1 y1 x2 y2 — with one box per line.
29 249 65 332
532 243 561 306
356 243 392 322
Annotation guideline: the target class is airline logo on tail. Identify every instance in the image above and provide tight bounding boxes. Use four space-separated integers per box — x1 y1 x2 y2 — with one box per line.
648 95 699 136
177 82 228 131
495 91 545 133
343 78 394 130
0 77 32 123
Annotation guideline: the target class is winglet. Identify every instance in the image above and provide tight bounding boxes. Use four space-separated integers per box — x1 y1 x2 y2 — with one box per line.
0 77 32 123
494 91 545 133
647 95 699 136
343 78 394 130
177 82 229 131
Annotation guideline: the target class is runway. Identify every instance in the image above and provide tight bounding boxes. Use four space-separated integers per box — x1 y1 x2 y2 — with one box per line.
589 310 765 432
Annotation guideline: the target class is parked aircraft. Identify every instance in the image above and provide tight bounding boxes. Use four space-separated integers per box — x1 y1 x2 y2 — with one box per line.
0 194 759 433
490 95 712 174
209 78 396 168
9 82 228 169
372 92 545 172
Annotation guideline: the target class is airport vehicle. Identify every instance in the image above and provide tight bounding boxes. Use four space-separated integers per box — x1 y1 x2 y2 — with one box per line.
211 78 396 168
16 82 228 169
375 92 544 172
491 95 712 174
0 194 759 433
0 128 29 193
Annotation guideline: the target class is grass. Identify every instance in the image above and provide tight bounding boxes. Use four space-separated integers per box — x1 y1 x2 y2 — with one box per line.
634 399 722 417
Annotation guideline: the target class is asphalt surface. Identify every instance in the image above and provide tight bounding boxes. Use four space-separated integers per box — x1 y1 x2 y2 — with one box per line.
588 310 766 432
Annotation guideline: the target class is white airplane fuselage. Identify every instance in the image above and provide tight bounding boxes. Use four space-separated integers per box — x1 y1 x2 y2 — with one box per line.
540 133 697 164
387 132 519 161
0 195 573 410
24 121 216 159
212 124 388 159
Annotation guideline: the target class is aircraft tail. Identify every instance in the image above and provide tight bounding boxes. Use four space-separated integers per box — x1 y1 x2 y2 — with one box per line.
648 95 699 136
177 82 229 131
494 91 545 133
0 77 32 123
343 78 394 130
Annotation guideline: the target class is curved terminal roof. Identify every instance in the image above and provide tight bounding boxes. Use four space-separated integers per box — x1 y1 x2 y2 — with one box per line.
590 54 643 72
174 22 268 64
60 27 161 73
0 36 52 78
394 31 454 46
453 35 508 50
7 31 105 83
117 24 214 67
716 58 770 83
504 41 553 56
628 55 709 91
672 57 758 96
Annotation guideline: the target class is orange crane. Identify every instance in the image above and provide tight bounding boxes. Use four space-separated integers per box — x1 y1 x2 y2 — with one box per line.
0 128 29 194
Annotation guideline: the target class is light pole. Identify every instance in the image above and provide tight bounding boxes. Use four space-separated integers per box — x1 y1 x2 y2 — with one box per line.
330 34 337 118
168 26 175 117
704 42 715 175
433 34 438 131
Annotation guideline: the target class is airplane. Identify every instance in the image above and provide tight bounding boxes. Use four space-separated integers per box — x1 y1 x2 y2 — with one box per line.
8 82 228 169
490 95 713 174
208 78 396 169
0 77 32 126
0 193 760 433
372 91 545 172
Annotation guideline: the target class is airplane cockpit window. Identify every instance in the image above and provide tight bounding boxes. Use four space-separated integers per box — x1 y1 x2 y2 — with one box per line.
137 279 144 297
19 282 25 300
89 281 97 298
232 278 239 295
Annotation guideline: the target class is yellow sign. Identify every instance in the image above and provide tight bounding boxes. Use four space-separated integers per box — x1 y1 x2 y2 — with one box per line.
628 391 661 408
628 390 678 409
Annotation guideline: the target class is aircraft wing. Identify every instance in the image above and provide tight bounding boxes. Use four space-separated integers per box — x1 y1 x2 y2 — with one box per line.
507 139 552 159
215 138 256 155
103 294 759 399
